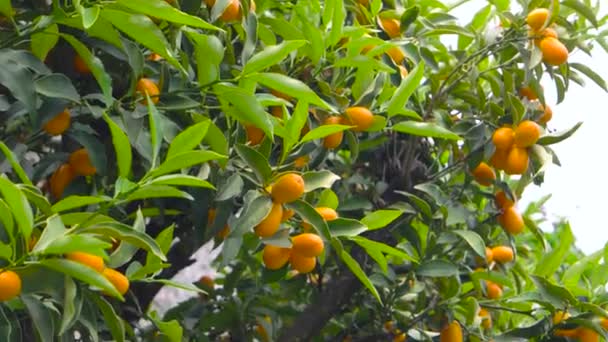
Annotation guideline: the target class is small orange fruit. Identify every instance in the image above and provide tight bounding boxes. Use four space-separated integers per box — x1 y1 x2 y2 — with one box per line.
246 125 265 145
0 270 21 302
540 37 569 66
103 268 130 295
217 225 230 239
504 147 529 175
271 173 305 204
383 320 395 332
552 311 570 325
289 253 316 273
294 156 309 168
486 281 503 299
387 46 405 64
218 0 241 22
68 148 97 176
519 86 539 101
262 245 291 270
514 120 541 147
291 233 324 257
577 328 599 342
302 207 338 231
479 309 492 329
440 321 463 342
492 127 514 150
254 202 283 238
379 17 401 38
533 27 558 46
499 206 525 235
344 106 374 132
43 109 71 136
526 8 550 31
600 317 608 329
74 54 91 74
66 252 105 272
485 247 494 263
489 148 509 170
538 105 553 124
199 275 214 289
554 329 579 338
491 246 514 263
393 332 406 342
49 163 76 199
471 162 496 186
495 191 516 209
281 208 295 222
271 106 283 118
323 116 344 149
136 78 160 104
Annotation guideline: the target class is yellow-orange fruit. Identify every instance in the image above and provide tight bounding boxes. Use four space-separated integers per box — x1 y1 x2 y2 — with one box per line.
344 106 374 132
49 163 76 199
489 148 509 170
74 54 91 74
519 86 539 101
499 206 525 235
479 308 492 329
552 311 570 325
255 202 283 238
504 147 529 175
199 275 214 288
289 253 316 273
294 156 309 168
540 37 569 66
270 173 305 204
526 8 550 31
0 270 21 302
379 17 401 38
383 320 395 332
246 125 265 145
495 191 516 209
554 329 579 338
492 127 514 150
440 321 463 342
471 162 496 186
539 105 553 124
393 332 406 342
577 328 599 342
601 317 608 329
218 0 241 22
514 120 541 148
302 207 339 231
103 268 130 295
66 252 105 272
136 78 160 104
533 27 558 46
147 53 163 61
387 46 405 64
323 116 344 149
485 281 503 299
491 246 514 263
291 233 324 257
68 148 97 176
271 106 283 118
43 109 71 136
262 245 291 270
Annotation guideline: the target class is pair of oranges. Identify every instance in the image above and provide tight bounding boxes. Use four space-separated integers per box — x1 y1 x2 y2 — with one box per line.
526 8 569 66
254 173 305 237
66 251 129 296
262 233 324 274
49 148 97 199
323 106 375 149
485 245 514 264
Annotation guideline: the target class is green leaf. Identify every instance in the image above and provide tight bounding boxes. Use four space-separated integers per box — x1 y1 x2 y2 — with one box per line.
32 215 67 253
108 210 146 268
451 230 486 258
0 200 14 247
327 0 345 47
146 98 163 168
392 121 461 140
103 114 132 178
340 250 382 304
0 0 13 18
40 234 111 256
147 175 214 189
361 209 402 230
349 236 418 263
300 124 352 144
19 185 52 216
386 62 425 117
215 174 244 201
31 23 59 61
562 0 599 27
302 170 340 192
534 222 574 277
286 200 332 241
80 6 100 29
90 295 125 341
570 63 608 92
166 120 210 160
59 276 80 335
400 6 419 30
234 144 272 184
562 250 602 290
328 218 367 237
145 150 226 180
148 312 183 342
252 72 333 110
422 25 475 38
22 295 55 342
530 275 578 308
416 260 459 277
34 74 80 103
139 278 204 294
316 189 339 209
243 40 306 75
184 31 224 86
0 177 33 240
114 0 218 30
126 185 193 201
230 195 273 237
214 83 274 138
0 142 32 185
284 100 309 153
37 259 122 299
61 34 113 105
52 195 111 212
537 121 583 146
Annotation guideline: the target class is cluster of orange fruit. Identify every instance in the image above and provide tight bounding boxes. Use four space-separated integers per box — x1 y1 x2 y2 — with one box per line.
66 251 130 296
553 310 608 341
322 106 374 149
479 245 515 304
48 147 97 199
526 8 569 66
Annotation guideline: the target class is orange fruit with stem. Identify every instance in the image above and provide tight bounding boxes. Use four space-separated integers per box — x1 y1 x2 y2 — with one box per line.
499 206 525 235
43 109 71 136
291 233 324 257
540 37 568 66
262 245 291 270
199 275 214 289
271 173 305 204
66 252 105 272
136 78 160 104
103 268 130 295
471 162 496 186
69 148 97 176
539 105 553 124
485 281 503 299
533 27 558 46
526 8 550 31
519 86 540 101
254 202 283 238
323 116 344 149
504 147 529 175
0 270 21 302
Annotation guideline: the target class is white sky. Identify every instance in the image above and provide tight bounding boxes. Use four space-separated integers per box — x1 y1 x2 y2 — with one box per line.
452 1 608 253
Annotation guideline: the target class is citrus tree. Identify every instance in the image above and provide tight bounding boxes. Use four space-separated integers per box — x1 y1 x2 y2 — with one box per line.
1 0 608 340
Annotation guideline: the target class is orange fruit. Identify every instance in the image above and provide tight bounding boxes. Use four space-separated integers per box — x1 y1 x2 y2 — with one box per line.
103 268 130 295
387 46 405 64
489 148 509 170
539 105 553 124
491 246 514 263
485 281 503 299
479 309 492 329
383 320 395 332
471 162 496 186
495 191 516 209
540 37 568 66
552 311 570 325
485 247 494 263
281 208 295 222
262 245 291 270
66 252 105 272
440 321 463 342
270 173 305 204
519 86 539 101
526 8 550 31
0 270 21 301
398 65 409 78
136 78 160 104
577 328 599 342
601 317 608 329
246 125 265 145
217 225 230 239
344 106 374 132
393 332 406 342
43 109 71 136
271 106 283 118
499 206 525 235
69 148 97 176
199 275 214 289
217 0 241 22
49 163 76 199
323 116 344 149
289 253 316 273
74 54 91 74
533 27 558 46
514 120 540 147
291 233 324 257
379 17 401 38
254 202 283 238
302 207 338 231
555 329 579 338
294 156 309 168
504 147 528 175
492 127 514 150
147 53 163 61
